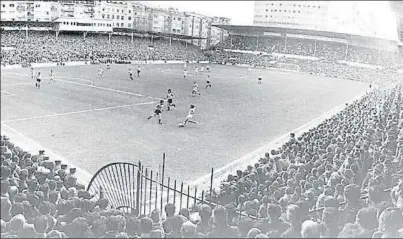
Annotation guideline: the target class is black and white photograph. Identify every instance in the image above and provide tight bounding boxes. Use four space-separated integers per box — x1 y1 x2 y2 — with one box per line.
1 0 403 238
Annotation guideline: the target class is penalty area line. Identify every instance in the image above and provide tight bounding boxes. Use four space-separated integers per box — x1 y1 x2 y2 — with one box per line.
4 72 162 101
1 101 155 123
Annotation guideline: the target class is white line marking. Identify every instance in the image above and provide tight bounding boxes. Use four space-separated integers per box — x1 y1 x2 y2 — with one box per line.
1 90 15 96
1 83 33 86
187 87 371 191
160 69 247 79
1 101 155 123
5 72 161 100
1 123 92 185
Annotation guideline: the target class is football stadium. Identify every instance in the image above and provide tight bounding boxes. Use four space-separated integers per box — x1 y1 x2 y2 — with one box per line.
1 1 403 238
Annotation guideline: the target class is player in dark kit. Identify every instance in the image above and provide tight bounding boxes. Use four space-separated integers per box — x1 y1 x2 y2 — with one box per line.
129 68 134 80
258 76 262 84
205 75 212 89
36 72 42 89
147 100 164 124
137 66 141 77
166 89 176 111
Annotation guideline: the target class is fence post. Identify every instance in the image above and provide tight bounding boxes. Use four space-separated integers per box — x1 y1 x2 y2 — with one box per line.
155 172 158 210
140 165 144 215
187 185 190 209
167 177 171 204
136 161 141 217
144 168 148 216
180 182 184 209
160 153 165 212
210 167 214 206
173 180 177 205
149 170 153 214
194 187 197 207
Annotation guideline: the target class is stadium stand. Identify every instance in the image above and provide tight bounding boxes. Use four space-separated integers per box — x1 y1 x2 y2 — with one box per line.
1 30 205 65
1 28 403 238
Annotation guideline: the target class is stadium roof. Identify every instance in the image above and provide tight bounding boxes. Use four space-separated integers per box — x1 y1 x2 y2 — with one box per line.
212 24 396 42
113 28 206 40
0 21 53 28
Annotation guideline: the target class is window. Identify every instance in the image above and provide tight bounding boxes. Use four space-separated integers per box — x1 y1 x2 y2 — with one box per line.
177 17 181 21
9 4 14 7
46 12 49 15
35 4 40 7
102 14 105 18
107 14 110 19
2 4 5 8
128 16 131 20
112 15 114 19
274 9 277 12
128 23 131 28
116 23 119 26
279 3 282 6
128 10 131 13
117 15 119 19
121 23 123 27
121 16 124 20
266 9 268 12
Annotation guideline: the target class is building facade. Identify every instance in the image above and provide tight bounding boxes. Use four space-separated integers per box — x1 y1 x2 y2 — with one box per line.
0 0 231 48
253 1 330 31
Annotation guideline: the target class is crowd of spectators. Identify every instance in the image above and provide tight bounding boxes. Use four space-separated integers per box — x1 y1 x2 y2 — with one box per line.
1 30 204 65
214 35 401 67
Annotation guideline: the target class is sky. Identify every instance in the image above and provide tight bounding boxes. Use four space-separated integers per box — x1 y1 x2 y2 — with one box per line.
146 1 398 40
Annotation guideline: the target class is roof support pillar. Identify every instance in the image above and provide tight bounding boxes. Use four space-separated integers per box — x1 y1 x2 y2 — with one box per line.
55 30 59 40
109 33 112 44
169 36 172 47
83 31 87 40
131 32 134 43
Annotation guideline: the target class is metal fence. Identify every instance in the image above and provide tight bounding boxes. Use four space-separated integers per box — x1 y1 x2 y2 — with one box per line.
86 153 215 216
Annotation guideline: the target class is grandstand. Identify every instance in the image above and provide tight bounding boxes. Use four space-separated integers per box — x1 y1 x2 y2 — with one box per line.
1 1 403 239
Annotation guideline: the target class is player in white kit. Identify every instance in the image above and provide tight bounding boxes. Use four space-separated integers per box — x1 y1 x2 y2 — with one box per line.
191 81 201 96
49 70 56 82
179 105 197 127
195 66 198 75
98 67 103 78
31 67 35 81
183 69 187 79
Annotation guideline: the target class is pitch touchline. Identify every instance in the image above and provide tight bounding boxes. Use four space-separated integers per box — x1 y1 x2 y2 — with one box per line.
1 123 93 185
1 90 16 96
1 101 155 123
187 88 371 190
5 72 162 101
160 69 247 79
